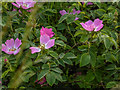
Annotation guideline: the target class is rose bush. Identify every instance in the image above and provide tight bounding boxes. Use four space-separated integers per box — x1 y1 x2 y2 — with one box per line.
1 1 120 89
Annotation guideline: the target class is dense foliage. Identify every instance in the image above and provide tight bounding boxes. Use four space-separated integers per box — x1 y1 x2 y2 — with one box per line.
1 1 120 89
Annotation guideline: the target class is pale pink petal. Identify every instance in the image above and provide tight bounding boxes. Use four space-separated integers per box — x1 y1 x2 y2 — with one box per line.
85 20 93 25
13 48 21 55
30 47 41 54
59 10 67 16
12 3 20 8
80 23 88 30
80 23 94 31
14 38 22 49
94 24 103 32
2 44 9 53
6 51 14 54
45 39 55 49
40 35 50 45
75 17 79 21
5 38 14 49
94 18 103 27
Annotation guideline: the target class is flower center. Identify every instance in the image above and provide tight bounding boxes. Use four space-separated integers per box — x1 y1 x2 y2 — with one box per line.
23 3 28 7
39 44 45 50
9 48 16 51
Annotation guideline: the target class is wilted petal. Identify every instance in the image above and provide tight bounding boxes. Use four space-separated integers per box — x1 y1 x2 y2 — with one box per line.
94 24 103 32
59 10 67 16
13 48 21 55
30 47 41 54
38 77 46 85
94 18 103 27
5 38 14 49
45 39 55 49
14 38 22 49
40 35 50 45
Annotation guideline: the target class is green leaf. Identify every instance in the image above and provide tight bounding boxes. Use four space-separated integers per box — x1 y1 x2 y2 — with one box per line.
57 59 65 67
85 70 95 82
103 37 111 49
106 81 117 88
80 53 90 67
46 71 56 86
78 45 88 51
64 52 77 59
42 64 49 69
63 58 72 65
80 35 90 42
2 69 10 78
105 64 116 70
49 50 59 59
89 51 96 67
38 70 49 80
56 23 66 30
107 37 118 49
74 30 86 37
55 40 66 47
59 35 67 42
51 67 63 74
53 72 63 82
66 14 75 24
58 14 69 24
59 53 65 59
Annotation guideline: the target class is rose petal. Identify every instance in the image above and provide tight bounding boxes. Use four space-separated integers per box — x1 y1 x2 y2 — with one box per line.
2 44 9 53
30 47 41 54
40 34 50 45
94 24 103 32
75 17 79 21
45 39 55 49
85 20 93 25
14 38 22 49
94 18 103 27
59 10 67 16
12 3 20 8
5 38 14 49
13 48 21 55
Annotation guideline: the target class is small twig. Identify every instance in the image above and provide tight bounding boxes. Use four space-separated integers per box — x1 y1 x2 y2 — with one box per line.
65 42 80 54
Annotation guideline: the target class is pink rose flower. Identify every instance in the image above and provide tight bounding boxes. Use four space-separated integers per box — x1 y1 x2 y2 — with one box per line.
80 18 103 32
12 0 36 9
40 27 55 38
59 8 81 21
30 34 55 54
2 38 22 55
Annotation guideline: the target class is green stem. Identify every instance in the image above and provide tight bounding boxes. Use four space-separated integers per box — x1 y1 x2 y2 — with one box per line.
67 25 76 44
